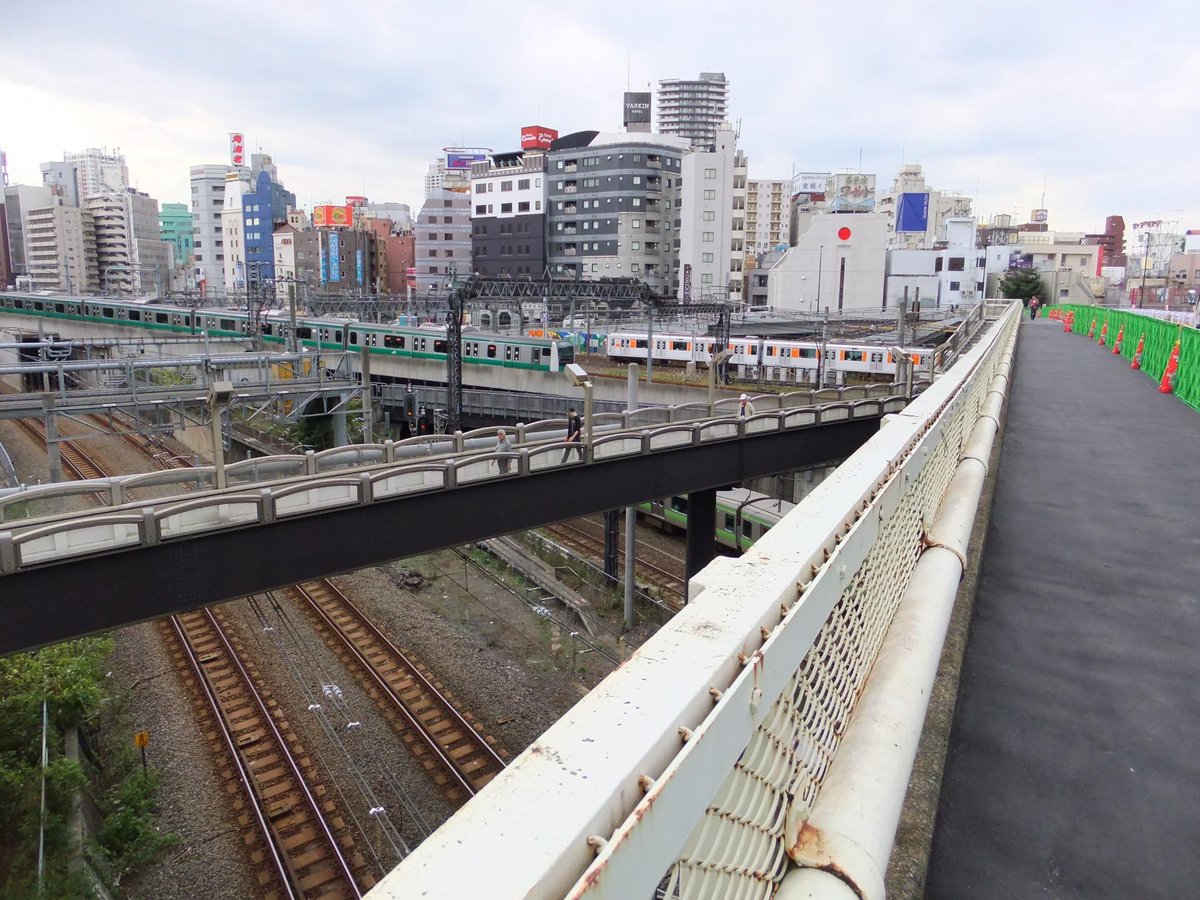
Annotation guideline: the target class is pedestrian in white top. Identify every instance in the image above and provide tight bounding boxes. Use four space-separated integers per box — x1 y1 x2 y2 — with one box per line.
494 429 514 474
738 393 755 418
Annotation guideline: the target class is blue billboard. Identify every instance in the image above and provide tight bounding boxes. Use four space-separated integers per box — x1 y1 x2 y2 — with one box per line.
896 192 930 233
329 231 341 282
356 248 364 286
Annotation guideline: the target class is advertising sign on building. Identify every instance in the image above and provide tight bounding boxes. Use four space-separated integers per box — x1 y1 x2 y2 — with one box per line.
345 195 368 207
828 174 876 212
793 173 829 197
623 92 652 127
313 204 353 228
520 125 559 151
329 231 341 282
896 192 931 233
356 248 364 286
445 150 489 170
683 263 693 301
1031 208 1049 224
229 133 245 167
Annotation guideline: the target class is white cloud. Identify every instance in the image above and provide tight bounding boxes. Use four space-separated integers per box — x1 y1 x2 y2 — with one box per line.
3 0 1197 235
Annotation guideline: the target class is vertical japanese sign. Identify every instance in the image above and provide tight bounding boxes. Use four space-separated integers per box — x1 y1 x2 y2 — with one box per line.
329 231 341 282
356 248 364 286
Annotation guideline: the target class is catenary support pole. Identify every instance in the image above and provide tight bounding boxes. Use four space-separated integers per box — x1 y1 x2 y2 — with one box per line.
684 487 717 593
624 363 638 629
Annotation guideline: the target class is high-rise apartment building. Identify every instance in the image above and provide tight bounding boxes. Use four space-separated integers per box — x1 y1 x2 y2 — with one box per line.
190 164 233 295
470 151 547 279
545 131 688 296
63 148 129 199
746 180 793 255
23 198 98 293
679 126 745 302
656 73 729 151
85 188 170 295
1084 215 1127 268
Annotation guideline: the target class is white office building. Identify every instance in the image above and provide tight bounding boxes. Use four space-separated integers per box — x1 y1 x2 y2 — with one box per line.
767 213 889 313
221 171 251 292
876 164 973 250
679 125 745 302
190 164 233 294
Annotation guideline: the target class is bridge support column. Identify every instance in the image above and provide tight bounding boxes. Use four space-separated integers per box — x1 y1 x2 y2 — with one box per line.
685 487 717 596
603 509 620 579
333 392 349 447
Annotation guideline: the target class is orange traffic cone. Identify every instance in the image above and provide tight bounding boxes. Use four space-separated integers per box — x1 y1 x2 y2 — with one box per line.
1063 311 1074 332
1158 339 1181 394
1112 324 1125 354
1087 317 1096 339
1131 334 1145 370
1098 321 1109 347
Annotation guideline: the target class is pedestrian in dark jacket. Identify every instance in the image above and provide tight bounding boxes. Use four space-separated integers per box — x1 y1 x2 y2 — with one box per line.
1029 296 1041 321
561 407 584 462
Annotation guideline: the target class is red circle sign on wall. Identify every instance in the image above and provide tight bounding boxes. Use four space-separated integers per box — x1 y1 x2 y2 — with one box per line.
837 226 852 241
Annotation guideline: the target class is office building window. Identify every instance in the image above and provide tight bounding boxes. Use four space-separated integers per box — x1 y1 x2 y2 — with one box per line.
702 252 713 263
704 190 716 200
705 168 717 179
518 201 530 212
501 181 513 191
518 178 530 189
632 219 641 228
501 203 512 213
703 211 715 221
702 232 714 242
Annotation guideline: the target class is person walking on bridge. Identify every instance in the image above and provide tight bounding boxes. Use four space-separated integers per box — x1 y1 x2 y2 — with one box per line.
561 407 584 463
738 393 755 419
1029 295 1041 321
494 429 514 474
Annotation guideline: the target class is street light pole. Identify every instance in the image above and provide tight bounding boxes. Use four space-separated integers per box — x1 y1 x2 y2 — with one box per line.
1140 231 1151 307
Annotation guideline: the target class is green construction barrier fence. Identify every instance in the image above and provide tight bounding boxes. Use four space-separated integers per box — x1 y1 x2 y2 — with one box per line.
1047 305 1200 412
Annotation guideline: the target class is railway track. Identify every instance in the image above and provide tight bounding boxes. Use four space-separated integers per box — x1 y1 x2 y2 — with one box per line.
14 417 106 480
164 608 370 898
289 579 507 804
544 519 686 608
17 417 371 896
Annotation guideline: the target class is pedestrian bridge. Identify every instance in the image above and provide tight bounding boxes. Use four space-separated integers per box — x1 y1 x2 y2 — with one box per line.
359 301 1019 899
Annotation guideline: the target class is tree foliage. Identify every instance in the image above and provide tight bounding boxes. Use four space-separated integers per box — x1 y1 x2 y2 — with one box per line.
999 268 1047 304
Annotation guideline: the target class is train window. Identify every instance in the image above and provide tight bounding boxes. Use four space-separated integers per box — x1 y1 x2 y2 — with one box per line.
297 327 313 340
13 299 23 309
843 350 865 362
156 312 168 324
384 334 400 348
724 513 736 531
33 301 45 311
541 347 550 356
670 496 688 515
671 340 687 351
434 339 448 353
129 310 142 321
103 307 114 318
766 346 776 356
635 339 647 349
55 303 65 313
487 344 497 358
743 520 753 539
220 318 236 331
350 331 359 344
262 323 274 336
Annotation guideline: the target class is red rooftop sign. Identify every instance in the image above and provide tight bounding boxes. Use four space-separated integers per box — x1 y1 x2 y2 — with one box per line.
520 125 558 151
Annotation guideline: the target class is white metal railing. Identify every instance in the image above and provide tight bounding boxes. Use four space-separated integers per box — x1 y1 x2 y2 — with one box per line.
0 391 913 574
0 382 912 526
365 302 1020 899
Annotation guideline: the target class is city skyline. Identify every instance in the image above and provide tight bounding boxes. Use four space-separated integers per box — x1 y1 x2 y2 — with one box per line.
3 0 1197 236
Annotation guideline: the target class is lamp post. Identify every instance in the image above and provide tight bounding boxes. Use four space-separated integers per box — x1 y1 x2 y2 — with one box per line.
1139 231 1151 307
564 363 593 449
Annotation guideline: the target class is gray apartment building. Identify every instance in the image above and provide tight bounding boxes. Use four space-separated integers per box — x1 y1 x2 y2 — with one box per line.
469 151 547 278
544 131 689 297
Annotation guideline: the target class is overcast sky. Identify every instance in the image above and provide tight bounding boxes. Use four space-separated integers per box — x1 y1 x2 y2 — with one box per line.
3 0 1197 237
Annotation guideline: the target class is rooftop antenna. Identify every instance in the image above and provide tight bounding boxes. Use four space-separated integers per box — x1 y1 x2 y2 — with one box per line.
1040 171 1047 210
858 146 863 173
